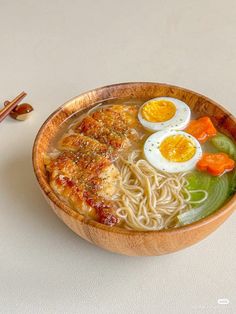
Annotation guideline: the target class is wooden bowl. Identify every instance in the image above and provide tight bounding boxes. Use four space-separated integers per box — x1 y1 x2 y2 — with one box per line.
32 82 236 256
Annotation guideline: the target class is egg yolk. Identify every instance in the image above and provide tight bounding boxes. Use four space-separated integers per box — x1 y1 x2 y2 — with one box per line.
160 135 196 162
142 100 176 122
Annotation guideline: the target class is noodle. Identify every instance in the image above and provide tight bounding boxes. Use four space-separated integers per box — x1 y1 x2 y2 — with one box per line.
115 149 207 231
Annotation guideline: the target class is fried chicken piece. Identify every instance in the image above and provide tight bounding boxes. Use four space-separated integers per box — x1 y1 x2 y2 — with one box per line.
84 191 119 225
47 151 116 187
92 105 139 131
91 109 128 134
75 116 129 149
58 133 115 160
46 151 120 225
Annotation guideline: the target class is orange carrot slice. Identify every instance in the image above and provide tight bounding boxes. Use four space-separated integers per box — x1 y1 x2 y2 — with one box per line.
186 116 217 143
197 153 235 176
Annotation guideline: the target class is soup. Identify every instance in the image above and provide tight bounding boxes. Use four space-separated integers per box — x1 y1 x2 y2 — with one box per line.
44 97 236 231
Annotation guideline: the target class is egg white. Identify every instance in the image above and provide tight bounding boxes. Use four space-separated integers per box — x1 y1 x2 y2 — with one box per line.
144 130 202 173
138 97 191 132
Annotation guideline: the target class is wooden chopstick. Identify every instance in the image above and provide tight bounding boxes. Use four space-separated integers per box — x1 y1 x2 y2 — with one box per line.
0 91 27 123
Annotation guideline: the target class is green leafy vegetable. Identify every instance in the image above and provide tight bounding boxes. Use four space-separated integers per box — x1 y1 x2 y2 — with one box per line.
211 132 236 160
178 171 229 225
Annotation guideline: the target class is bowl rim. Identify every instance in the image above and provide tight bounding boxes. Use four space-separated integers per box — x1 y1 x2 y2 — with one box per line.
32 81 236 235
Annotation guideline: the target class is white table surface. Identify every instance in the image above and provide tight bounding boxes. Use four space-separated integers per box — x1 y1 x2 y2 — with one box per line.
0 1 235 313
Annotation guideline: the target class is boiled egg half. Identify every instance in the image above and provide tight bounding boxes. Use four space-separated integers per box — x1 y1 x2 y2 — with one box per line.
138 97 191 132
144 130 202 173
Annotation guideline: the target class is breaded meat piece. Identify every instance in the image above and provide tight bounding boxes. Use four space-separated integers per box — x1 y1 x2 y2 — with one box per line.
74 116 129 149
92 105 139 131
91 109 128 134
57 133 115 160
47 151 117 188
46 151 120 225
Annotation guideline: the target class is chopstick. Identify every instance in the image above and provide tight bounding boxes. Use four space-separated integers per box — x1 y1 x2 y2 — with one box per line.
0 91 27 123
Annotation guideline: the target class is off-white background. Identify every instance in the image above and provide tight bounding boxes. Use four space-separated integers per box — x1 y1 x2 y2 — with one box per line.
0 0 235 313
